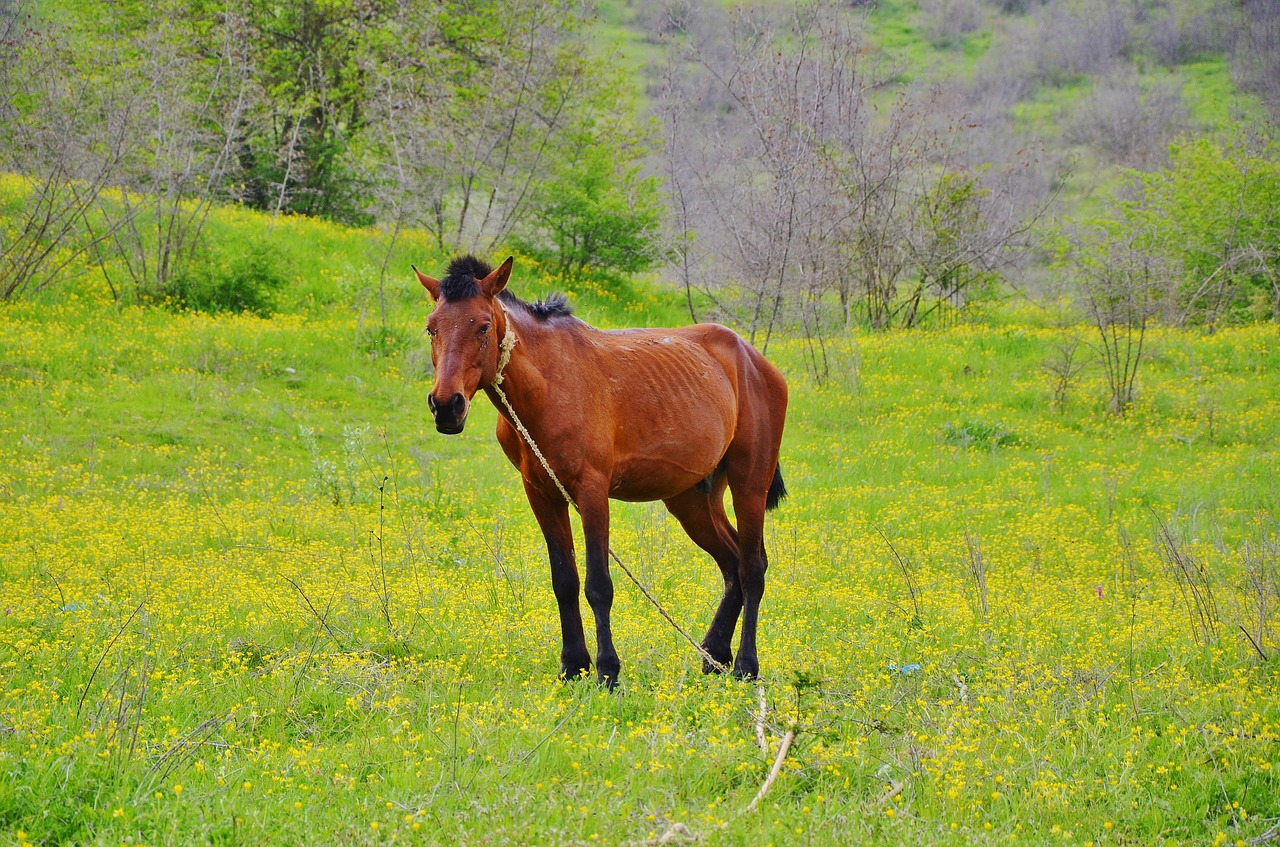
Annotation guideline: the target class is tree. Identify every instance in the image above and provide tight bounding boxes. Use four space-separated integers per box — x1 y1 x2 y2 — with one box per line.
656 0 1050 354
0 1 131 300
237 0 381 224
354 0 661 270
513 121 664 284
1071 221 1176 415
91 0 256 303
1127 131 1280 327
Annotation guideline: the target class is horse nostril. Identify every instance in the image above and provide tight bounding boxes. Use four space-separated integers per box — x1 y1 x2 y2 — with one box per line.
427 393 439 415
447 393 465 416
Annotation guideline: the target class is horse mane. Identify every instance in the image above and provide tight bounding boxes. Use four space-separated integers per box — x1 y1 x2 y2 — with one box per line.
440 254 574 322
513 291 574 321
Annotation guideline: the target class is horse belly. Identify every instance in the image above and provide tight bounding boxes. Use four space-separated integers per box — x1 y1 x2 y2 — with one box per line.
605 339 736 502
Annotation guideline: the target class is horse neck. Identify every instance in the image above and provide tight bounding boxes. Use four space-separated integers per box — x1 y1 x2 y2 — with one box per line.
484 307 558 415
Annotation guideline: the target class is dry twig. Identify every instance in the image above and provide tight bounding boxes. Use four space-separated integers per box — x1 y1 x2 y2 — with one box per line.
745 722 797 813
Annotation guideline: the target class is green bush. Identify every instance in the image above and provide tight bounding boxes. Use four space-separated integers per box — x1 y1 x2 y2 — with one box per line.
1123 129 1280 326
512 124 664 286
167 242 290 316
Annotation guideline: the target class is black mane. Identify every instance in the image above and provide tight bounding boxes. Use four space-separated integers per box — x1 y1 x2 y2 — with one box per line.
518 291 574 321
438 254 574 322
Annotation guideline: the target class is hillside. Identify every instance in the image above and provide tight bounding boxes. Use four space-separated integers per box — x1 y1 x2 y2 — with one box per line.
603 0 1269 186
2 257 1278 843
577 0 1280 337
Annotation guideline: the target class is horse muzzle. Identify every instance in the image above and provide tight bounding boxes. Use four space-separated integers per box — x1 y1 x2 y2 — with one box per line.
428 391 468 435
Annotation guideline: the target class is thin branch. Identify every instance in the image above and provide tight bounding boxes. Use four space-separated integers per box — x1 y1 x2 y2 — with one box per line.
745 722 797 813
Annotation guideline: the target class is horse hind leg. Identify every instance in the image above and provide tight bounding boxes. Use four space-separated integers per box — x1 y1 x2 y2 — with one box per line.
725 457 777 680
663 482 742 674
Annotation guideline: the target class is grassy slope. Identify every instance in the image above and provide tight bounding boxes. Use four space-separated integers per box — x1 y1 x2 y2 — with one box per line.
1 199 1278 844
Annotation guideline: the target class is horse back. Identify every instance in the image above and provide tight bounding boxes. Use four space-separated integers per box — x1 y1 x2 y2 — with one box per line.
586 323 784 501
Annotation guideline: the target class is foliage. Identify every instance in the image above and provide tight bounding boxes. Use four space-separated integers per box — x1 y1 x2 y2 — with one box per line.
940 417 1021 449
163 240 290 316
1124 130 1280 327
513 122 665 284
234 0 378 224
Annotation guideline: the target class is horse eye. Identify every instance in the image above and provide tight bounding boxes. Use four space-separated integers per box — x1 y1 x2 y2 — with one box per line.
426 327 436 337
478 323 490 335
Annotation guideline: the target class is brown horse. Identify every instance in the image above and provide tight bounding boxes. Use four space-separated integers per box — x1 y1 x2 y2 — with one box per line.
415 255 788 687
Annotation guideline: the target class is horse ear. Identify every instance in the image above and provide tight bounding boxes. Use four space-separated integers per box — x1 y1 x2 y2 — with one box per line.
413 265 441 301
479 256 513 298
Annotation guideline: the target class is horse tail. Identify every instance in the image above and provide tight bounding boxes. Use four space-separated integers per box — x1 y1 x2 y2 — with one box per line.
765 463 787 511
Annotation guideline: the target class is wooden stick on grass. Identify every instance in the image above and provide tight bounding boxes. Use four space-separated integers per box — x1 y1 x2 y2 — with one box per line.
755 683 769 756
745 721 797 813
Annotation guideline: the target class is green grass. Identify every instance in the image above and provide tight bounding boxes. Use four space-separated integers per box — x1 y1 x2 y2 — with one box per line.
1179 56 1268 127
1 202 1278 845
589 0 661 82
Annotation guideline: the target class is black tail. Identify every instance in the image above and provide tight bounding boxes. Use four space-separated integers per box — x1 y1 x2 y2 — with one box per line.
765 463 787 511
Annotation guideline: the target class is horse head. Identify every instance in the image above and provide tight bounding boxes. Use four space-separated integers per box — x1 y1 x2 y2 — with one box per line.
415 255 513 435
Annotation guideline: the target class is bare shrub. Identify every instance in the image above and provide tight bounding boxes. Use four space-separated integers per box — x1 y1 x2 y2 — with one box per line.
0 3 130 300
1066 73 1192 169
1143 1 1232 67
969 14 1039 106
1238 534 1279 660
1042 335 1092 410
1234 0 1280 121
635 0 700 41
1072 222 1178 414
1155 515 1221 644
93 9 255 303
656 0 1052 363
1029 0 1134 85
919 0 987 49
965 533 990 623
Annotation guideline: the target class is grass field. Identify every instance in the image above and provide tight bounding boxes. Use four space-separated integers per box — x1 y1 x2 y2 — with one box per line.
1 229 1278 846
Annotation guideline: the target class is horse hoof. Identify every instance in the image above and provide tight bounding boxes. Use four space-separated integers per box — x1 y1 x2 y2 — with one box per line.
559 663 591 682
731 660 759 681
596 658 621 690
701 654 734 675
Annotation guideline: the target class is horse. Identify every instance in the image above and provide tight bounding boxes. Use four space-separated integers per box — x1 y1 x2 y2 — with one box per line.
414 255 788 687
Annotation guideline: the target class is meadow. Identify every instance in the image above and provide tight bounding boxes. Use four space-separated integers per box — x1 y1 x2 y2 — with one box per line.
1 219 1278 845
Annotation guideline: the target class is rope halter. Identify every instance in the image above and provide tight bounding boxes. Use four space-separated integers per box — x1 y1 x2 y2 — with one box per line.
492 302 518 388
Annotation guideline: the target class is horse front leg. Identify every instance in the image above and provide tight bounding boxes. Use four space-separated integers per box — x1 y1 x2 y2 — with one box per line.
578 484 620 688
524 482 591 680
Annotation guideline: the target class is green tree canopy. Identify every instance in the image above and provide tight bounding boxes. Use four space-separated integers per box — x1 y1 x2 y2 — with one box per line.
1126 129 1280 326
